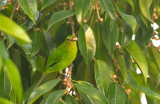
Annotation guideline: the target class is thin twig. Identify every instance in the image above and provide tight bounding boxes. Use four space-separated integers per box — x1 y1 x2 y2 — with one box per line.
10 0 18 19
69 0 75 36
95 0 100 20
34 75 46 89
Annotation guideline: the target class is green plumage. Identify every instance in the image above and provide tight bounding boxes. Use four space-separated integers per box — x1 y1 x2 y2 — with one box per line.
44 35 78 75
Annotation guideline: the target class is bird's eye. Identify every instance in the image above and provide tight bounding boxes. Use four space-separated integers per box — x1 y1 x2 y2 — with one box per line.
67 39 70 41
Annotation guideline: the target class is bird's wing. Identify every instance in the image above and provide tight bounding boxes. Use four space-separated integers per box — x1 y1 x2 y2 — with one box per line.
45 47 65 69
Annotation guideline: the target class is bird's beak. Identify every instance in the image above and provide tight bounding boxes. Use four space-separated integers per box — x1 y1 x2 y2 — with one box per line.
72 37 78 41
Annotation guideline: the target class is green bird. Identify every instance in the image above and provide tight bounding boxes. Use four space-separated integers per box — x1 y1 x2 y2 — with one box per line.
35 35 78 88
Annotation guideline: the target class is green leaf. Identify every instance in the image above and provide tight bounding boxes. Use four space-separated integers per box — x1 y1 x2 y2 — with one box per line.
0 69 12 99
99 0 116 20
3 33 15 49
129 83 160 101
48 10 75 30
0 56 1 70
128 70 148 87
42 30 55 56
126 0 134 9
114 50 127 82
0 15 31 43
18 0 37 24
117 9 137 33
94 60 110 96
76 60 94 83
4 59 23 104
65 95 78 104
93 23 107 61
74 82 108 104
108 83 127 104
46 90 65 104
0 40 8 63
102 18 119 54
75 0 91 25
139 0 152 21
0 97 13 104
78 25 96 65
147 46 160 70
125 40 148 82
42 0 57 10
31 32 42 57
147 59 159 86
27 79 60 104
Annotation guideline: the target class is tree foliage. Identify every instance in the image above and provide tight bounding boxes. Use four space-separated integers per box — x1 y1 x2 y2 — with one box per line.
0 0 160 104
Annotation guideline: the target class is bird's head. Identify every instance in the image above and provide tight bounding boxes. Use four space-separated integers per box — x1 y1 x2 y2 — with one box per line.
65 35 78 46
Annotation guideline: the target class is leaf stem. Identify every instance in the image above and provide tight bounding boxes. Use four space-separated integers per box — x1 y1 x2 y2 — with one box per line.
10 0 18 19
34 75 46 89
95 0 100 20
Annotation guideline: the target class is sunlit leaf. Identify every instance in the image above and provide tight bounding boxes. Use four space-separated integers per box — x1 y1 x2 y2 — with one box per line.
78 24 96 65
139 0 152 21
4 59 23 104
0 15 31 43
125 40 148 82
0 97 13 104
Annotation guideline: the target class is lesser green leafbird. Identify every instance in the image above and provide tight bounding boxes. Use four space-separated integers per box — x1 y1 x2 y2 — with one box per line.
35 35 78 88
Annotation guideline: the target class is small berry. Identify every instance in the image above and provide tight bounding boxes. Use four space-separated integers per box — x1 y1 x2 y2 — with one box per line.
75 97 79 100
99 18 103 23
112 75 117 79
57 76 61 79
68 70 71 75
113 59 117 63
83 19 87 23
155 16 158 20
59 98 62 101
64 90 68 94
153 13 156 17
132 59 135 63
69 85 73 89
1 33 4 37
93 6 96 10
8 1 11 5
67 82 70 87
63 2 67 6
64 78 67 82
128 89 131 93
63 82 67 85
121 85 125 88
2 6 5 10
154 8 156 12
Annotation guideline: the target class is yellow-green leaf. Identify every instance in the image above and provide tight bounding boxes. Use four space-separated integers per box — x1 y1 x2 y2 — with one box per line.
0 15 31 43
139 0 152 21
125 40 148 82
4 59 23 104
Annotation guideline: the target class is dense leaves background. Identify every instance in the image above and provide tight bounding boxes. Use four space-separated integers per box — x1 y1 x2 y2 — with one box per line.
0 0 160 104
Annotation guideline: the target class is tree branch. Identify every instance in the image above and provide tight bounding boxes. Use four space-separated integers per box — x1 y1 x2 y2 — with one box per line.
10 0 18 19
